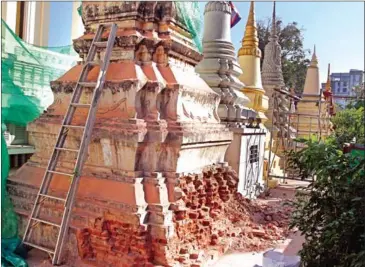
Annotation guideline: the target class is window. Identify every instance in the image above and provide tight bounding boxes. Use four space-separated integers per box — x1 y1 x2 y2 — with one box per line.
343 88 347 93
343 82 347 86
249 145 259 164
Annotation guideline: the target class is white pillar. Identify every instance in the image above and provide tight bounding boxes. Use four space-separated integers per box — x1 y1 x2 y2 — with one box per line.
71 1 84 42
23 2 50 46
1 2 18 32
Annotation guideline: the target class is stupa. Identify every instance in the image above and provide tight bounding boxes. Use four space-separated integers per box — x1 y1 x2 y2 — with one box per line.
261 1 288 131
8 2 245 266
296 46 329 139
196 2 266 199
260 2 289 179
237 1 269 122
195 1 251 123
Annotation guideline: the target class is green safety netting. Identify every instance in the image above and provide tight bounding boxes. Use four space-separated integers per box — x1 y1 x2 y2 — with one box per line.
1 19 77 266
174 2 203 52
77 2 203 52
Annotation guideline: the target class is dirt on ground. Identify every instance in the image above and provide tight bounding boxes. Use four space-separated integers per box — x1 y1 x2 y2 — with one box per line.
226 194 292 252
224 186 298 253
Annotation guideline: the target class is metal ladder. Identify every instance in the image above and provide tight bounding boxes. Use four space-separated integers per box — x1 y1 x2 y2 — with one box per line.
22 23 118 265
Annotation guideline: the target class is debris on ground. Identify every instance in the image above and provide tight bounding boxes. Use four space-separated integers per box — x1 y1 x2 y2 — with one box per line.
225 192 294 252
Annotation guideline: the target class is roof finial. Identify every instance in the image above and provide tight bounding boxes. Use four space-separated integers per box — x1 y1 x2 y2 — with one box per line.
310 44 318 66
271 1 276 37
248 1 255 26
325 63 331 92
238 1 261 57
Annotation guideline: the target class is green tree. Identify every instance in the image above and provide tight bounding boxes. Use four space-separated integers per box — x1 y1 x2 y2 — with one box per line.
346 83 365 109
286 140 365 267
329 107 365 148
257 18 311 95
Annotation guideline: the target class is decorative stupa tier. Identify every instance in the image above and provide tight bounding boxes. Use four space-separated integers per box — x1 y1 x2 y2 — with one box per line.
195 1 252 123
8 2 246 266
296 46 329 139
237 1 269 122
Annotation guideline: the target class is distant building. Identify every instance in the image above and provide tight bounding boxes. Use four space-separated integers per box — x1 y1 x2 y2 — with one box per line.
321 69 364 107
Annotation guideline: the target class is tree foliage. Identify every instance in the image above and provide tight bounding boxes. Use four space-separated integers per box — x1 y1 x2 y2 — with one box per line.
286 140 365 267
328 107 365 148
346 83 365 109
257 18 311 94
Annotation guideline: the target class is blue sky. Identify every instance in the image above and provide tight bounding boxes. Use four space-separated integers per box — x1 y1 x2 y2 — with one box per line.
48 1 364 84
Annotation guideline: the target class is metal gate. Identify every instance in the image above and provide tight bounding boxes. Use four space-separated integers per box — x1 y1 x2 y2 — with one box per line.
238 128 266 198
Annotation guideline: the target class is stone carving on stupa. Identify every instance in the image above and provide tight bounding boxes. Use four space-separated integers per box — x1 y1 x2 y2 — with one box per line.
195 1 253 124
238 1 269 122
261 1 295 141
7 2 253 266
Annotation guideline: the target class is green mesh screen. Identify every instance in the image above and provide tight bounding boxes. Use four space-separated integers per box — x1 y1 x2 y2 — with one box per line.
77 2 203 52
174 2 203 52
1 18 77 266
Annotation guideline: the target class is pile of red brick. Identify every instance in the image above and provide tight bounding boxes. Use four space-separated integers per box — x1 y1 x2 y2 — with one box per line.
169 166 294 266
227 193 294 252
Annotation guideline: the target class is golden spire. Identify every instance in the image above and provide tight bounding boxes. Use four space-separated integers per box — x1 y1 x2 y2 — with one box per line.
309 44 318 67
325 63 332 92
238 1 261 57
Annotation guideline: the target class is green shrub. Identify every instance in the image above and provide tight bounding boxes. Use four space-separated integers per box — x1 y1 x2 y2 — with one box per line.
286 140 365 267
330 107 365 148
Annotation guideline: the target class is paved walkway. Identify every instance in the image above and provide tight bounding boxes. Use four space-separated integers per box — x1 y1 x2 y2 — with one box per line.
213 231 304 267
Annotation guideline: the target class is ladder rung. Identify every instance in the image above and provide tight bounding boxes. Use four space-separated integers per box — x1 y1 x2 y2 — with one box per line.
62 125 85 129
78 82 97 88
70 103 91 108
47 170 74 177
85 61 100 67
94 41 108 48
23 241 55 255
32 217 61 228
39 194 66 202
55 147 79 153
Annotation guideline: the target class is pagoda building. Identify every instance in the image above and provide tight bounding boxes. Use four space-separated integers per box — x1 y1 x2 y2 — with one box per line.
237 1 269 122
296 46 327 139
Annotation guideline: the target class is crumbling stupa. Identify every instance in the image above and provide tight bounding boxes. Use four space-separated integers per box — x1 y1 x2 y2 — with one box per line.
8 2 249 266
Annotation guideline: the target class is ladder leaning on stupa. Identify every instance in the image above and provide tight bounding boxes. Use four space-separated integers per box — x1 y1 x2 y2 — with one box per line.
22 23 118 265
